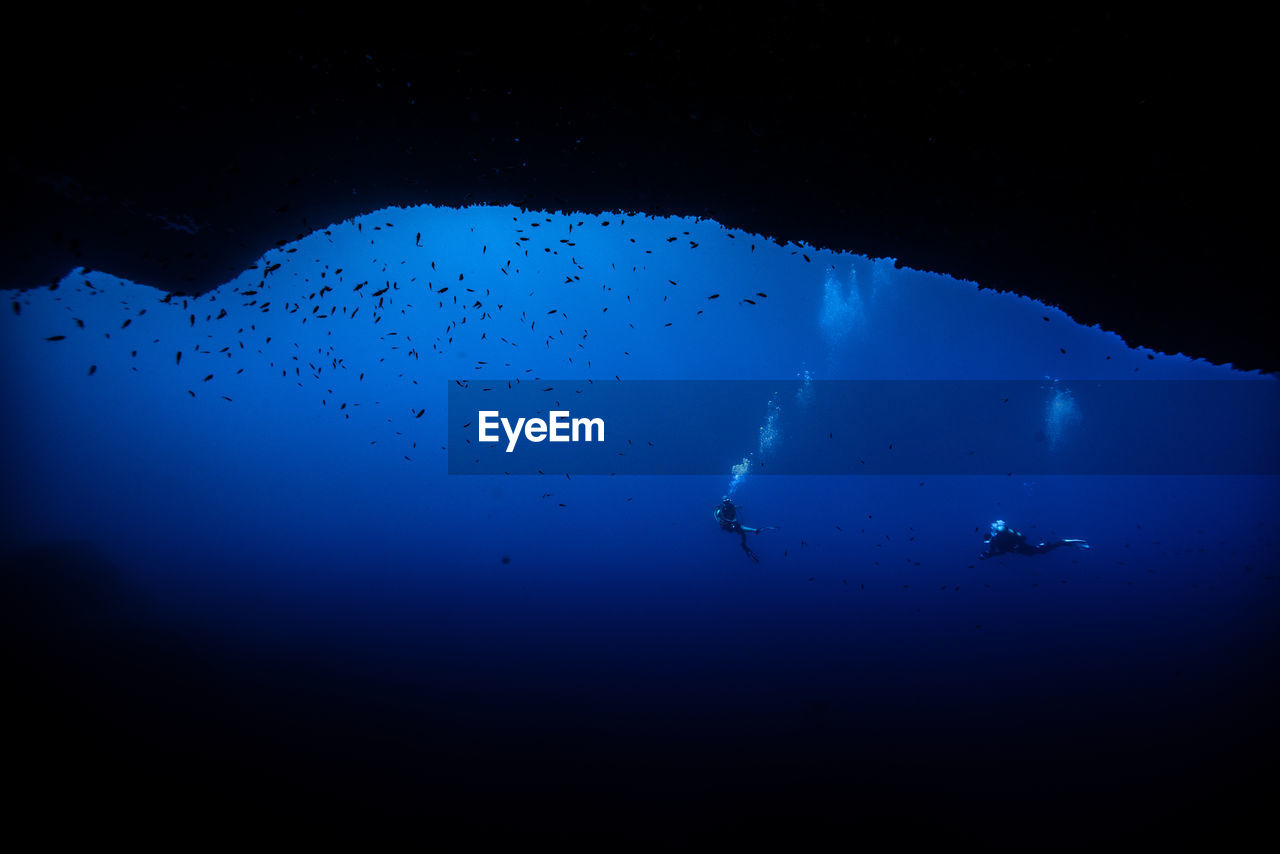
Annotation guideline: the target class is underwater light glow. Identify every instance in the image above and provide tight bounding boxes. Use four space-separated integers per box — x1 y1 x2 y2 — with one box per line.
1 201 1275 851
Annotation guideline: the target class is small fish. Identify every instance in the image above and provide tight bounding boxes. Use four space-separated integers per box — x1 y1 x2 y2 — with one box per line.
44 335 66 341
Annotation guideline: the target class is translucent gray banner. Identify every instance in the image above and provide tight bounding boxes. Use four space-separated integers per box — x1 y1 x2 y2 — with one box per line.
447 380 1280 475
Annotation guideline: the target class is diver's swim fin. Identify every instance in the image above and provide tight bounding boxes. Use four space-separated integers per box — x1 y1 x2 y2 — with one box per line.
1064 539 1089 549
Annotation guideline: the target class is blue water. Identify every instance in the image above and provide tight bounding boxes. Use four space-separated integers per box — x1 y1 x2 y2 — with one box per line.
3 205 1276 845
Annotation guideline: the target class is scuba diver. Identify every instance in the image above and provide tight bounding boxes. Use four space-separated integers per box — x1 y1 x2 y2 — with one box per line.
714 496 777 562
979 519 1089 560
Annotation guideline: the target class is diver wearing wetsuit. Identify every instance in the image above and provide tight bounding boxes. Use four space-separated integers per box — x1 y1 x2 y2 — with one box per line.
715 496 776 562
979 519 1089 560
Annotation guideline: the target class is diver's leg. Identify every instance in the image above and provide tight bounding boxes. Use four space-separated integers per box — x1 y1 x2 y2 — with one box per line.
739 531 760 561
1028 540 1083 555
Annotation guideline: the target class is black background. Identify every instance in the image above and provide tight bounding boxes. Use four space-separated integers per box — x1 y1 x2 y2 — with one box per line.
3 7 1273 848
4 8 1272 371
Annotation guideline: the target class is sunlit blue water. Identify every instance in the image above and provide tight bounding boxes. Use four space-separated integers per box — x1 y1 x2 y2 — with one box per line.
2 205 1276 843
